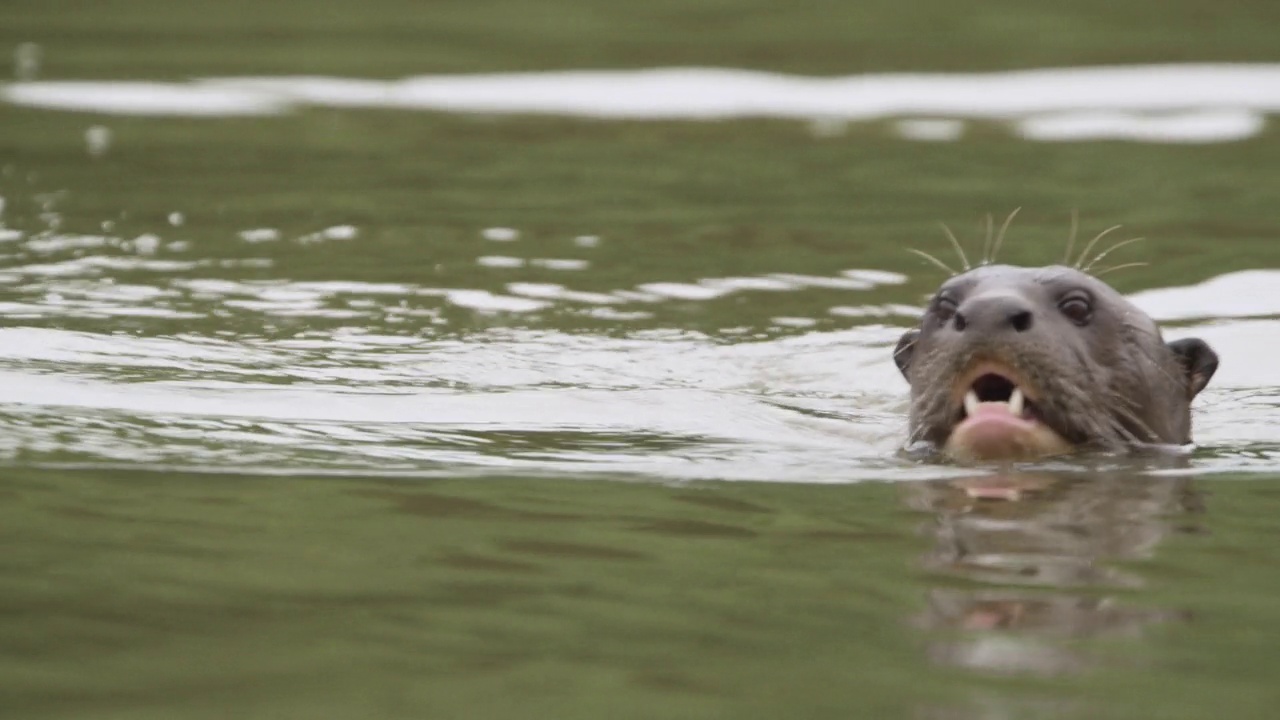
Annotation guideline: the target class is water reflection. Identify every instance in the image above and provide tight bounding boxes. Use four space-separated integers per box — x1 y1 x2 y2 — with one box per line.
908 471 1200 677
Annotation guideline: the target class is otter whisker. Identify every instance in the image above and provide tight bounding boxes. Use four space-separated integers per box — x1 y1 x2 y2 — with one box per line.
1093 261 1149 278
989 207 1021 264
1108 400 1158 444
907 248 958 276
1100 403 1143 446
1107 389 1143 412
1084 388 1134 443
1062 209 1080 266
1082 237 1146 272
1122 320 1186 391
939 223 971 271
1106 413 1144 445
980 213 995 265
1073 224 1123 269
1105 389 1146 427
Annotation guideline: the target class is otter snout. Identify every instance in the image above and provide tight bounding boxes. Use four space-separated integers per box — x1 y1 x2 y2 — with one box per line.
953 292 1035 335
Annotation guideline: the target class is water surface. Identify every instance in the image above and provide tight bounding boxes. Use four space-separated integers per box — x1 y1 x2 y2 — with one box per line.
2 2 1280 718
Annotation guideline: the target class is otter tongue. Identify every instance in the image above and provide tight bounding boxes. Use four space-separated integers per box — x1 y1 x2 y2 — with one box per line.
948 389 1072 462
951 390 1045 461
968 403 1027 420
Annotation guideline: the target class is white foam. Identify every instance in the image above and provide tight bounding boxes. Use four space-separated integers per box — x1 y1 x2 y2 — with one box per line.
308 65 1280 120
702 276 797 292
1017 109 1265 143
23 234 114 253
239 228 281 243
284 281 419 295
842 269 909 285
481 227 520 242
5 64 1280 142
2 81 284 116
1129 270 1280 321
477 255 525 268
85 125 112 157
131 233 161 255
636 282 733 301
769 273 874 290
0 265 1272 478
506 282 620 304
586 307 653 321
297 225 358 244
829 304 923 318
445 289 550 313
529 258 589 271
772 316 818 328
10 256 197 276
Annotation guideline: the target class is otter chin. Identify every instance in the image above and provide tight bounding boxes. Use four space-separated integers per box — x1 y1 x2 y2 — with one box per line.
894 264 1218 463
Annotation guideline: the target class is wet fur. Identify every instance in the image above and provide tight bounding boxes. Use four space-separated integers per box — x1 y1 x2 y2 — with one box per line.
896 264 1217 456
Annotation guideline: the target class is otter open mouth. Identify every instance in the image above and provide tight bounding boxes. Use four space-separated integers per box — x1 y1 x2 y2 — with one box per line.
944 362 1071 462
961 372 1040 423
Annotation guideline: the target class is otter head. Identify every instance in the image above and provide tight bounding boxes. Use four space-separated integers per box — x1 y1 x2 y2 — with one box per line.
894 265 1218 463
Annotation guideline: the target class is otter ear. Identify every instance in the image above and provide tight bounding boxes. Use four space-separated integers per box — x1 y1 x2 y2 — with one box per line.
1168 338 1218 398
894 329 919 377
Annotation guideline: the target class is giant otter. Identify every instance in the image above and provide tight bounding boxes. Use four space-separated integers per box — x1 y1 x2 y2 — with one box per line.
894 264 1218 462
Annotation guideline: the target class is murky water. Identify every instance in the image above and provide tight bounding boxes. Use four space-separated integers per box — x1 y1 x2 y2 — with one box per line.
3 3 1280 717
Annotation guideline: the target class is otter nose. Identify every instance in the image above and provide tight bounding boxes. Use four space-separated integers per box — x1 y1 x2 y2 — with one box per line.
954 293 1034 333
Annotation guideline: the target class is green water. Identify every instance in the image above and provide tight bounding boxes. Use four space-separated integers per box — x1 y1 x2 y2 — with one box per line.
2 1 1280 718
7 471 1280 719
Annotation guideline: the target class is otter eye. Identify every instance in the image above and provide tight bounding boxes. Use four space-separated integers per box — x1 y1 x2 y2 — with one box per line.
1059 295 1092 325
934 296 958 322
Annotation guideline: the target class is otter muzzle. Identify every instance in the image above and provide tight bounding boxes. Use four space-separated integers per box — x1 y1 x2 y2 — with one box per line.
945 401 1072 462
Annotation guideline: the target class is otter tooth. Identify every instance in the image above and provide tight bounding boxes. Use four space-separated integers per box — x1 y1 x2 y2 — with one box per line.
1009 387 1025 416
963 390 979 417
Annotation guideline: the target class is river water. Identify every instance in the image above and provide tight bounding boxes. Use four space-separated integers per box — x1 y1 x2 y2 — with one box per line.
2 7 1280 717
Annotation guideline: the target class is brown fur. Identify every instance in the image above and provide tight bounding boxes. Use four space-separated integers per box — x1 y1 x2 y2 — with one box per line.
894 265 1218 455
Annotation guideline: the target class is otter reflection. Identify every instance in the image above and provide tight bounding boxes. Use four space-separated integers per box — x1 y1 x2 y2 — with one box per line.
906 471 1201 676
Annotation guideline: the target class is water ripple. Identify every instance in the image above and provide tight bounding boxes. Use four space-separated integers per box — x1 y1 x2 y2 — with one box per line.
0 218 1272 479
